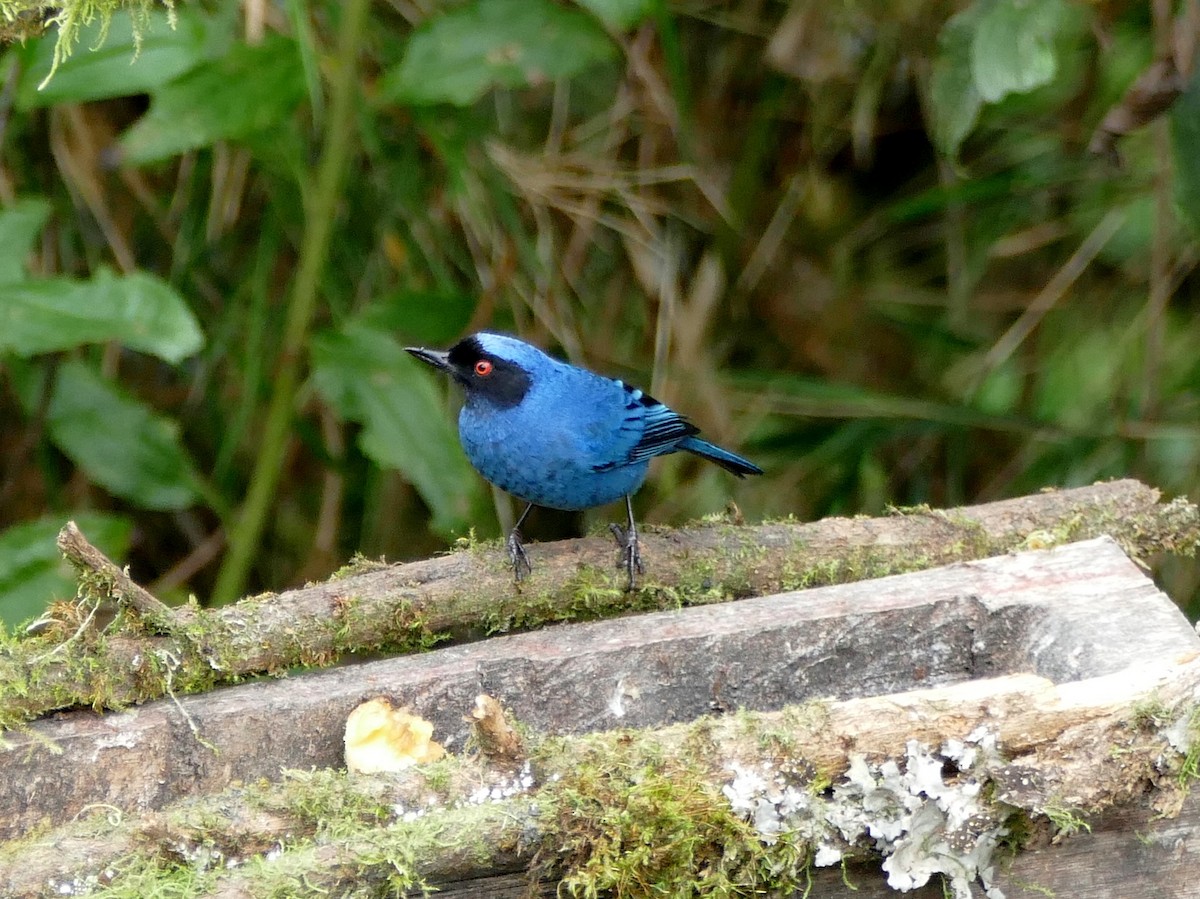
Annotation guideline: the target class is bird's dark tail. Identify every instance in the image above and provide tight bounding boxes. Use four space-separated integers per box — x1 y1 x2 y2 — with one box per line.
678 436 763 478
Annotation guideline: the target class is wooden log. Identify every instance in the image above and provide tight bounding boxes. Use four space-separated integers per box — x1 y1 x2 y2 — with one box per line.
1 536 1197 897
4 536 1191 839
4 655 1198 897
1 479 1195 735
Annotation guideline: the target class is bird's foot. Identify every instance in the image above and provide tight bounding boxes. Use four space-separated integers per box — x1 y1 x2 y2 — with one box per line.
506 529 532 582
609 523 644 591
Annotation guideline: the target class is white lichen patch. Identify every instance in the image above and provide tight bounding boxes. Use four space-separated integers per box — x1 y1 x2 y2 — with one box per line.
397 760 537 821
723 762 819 845
171 839 227 871
49 875 103 897
723 728 1009 899
1163 711 1195 756
465 760 535 805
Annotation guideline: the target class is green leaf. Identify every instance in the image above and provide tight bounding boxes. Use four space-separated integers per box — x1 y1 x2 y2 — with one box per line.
358 290 477 346
1172 70 1200 237
971 0 1068 104
381 0 618 106
0 198 51 283
41 360 201 511
311 323 483 534
573 0 653 30
17 8 221 109
0 268 203 363
117 34 306 165
929 8 983 157
0 512 132 630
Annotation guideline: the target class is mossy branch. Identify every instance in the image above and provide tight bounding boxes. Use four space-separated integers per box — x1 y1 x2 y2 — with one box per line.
3 658 1198 897
55 520 184 630
0 1 167 80
0 479 1195 732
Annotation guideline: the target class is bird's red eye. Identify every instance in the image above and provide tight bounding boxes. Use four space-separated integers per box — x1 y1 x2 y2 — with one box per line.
474 359 494 377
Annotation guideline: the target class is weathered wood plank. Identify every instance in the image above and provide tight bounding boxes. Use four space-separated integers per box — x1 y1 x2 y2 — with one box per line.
2 537 1195 846
5 653 1199 897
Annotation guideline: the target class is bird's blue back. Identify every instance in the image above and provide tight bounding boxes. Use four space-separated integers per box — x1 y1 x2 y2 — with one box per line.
452 333 760 512
457 334 653 510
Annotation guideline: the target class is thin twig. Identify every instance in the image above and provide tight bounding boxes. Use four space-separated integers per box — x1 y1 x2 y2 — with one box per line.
56 521 180 624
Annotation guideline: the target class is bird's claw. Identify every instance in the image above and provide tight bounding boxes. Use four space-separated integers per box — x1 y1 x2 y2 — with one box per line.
507 529 532 582
609 523 644 591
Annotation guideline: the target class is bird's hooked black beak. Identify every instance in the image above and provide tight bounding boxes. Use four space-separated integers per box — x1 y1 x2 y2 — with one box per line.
405 346 454 375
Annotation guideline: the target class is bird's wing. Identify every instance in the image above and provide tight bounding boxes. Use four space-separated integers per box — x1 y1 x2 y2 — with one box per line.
594 384 698 470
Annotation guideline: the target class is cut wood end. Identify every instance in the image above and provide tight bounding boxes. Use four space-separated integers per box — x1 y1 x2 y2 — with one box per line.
55 520 83 555
467 693 525 765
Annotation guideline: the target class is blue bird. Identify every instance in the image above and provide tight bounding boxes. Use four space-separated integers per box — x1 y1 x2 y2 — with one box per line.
406 332 762 589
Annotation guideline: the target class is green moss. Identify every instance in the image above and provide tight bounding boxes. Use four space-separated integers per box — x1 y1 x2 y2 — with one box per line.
0 594 267 736
1066 494 1200 562
417 756 458 798
483 564 663 635
171 616 248 681
329 553 391 579
1177 705 1200 789
331 595 451 657
5 0 171 86
776 546 940 593
787 500 1197 596
136 767 500 896
886 502 934 515
746 701 832 766
452 528 481 551
1131 693 1172 730
1123 698 1200 791
221 832 422 899
674 556 725 600
780 556 844 590
996 808 1035 853
274 768 393 833
84 855 215 899
563 565 629 613
540 734 813 897
719 539 770 599
654 529 773 602
231 787 517 898
0 581 462 736
1041 801 1091 838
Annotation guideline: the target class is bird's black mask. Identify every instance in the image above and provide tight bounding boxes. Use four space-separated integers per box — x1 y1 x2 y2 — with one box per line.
408 336 532 409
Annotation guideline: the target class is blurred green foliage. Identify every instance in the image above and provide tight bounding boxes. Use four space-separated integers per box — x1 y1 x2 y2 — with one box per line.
1 0 1198 627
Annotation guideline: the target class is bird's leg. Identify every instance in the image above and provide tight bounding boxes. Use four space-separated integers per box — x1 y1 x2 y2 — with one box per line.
506 502 534 582
608 495 644 591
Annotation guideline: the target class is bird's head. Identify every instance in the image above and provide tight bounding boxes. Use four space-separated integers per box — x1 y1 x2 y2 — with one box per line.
406 332 537 408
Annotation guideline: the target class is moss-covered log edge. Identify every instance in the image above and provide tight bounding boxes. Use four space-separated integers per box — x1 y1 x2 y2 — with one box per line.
0 479 1196 735
5 661 1200 899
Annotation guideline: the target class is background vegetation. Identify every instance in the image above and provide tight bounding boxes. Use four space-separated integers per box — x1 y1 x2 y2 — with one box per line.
1 0 1198 626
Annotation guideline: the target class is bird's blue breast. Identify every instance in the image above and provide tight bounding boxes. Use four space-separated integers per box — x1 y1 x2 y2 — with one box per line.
457 358 650 511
